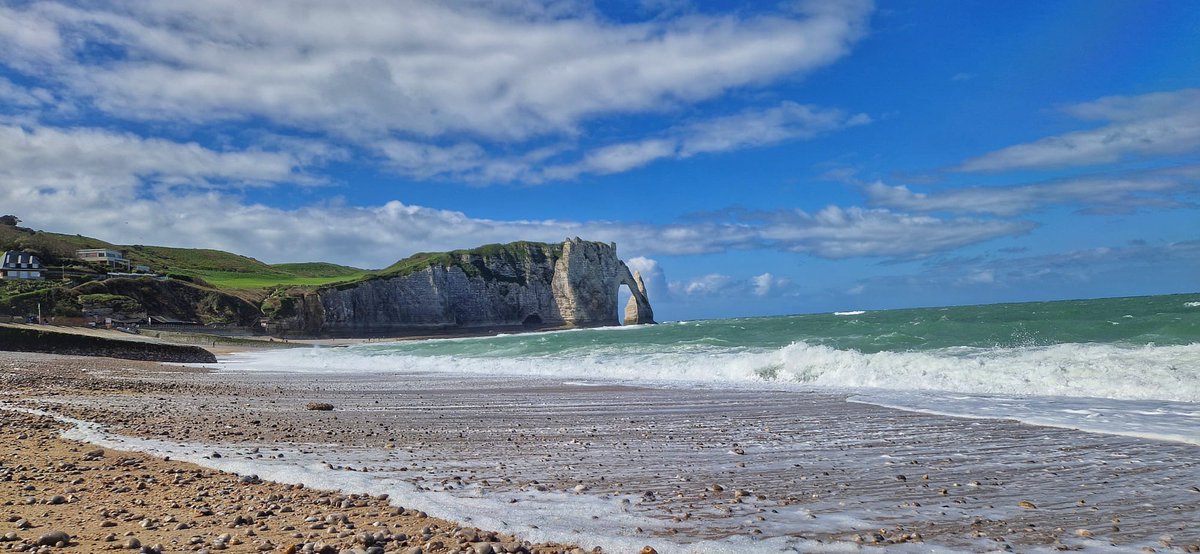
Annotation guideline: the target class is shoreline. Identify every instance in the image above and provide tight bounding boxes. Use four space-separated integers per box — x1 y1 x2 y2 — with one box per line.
0 351 591 554
0 320 595 358
5 349 1199 553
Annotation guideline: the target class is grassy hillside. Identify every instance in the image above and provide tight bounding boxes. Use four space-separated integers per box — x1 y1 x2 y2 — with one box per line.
271 262 366 278
0 224 369 290
0 225 112 265
380 241 561 277
184 270 372 289
2 223 560 292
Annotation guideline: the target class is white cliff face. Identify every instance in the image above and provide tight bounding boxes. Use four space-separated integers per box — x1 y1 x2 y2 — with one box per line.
273 239 653 336
551 238 625 327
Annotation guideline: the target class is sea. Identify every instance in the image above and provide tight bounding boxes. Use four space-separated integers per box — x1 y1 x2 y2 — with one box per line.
230 293 1200 444
48 293 1200 552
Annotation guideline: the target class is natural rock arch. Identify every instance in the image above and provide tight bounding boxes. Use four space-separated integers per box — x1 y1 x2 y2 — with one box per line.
620 263 654 325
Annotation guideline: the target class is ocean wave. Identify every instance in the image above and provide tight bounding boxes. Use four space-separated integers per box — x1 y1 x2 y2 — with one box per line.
224 340 1200 403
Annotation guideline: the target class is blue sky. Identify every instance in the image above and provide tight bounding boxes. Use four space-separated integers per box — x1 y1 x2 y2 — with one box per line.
1 0 1197 320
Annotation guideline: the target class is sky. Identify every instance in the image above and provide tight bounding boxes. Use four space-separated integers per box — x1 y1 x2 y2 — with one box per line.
1 0 1197 321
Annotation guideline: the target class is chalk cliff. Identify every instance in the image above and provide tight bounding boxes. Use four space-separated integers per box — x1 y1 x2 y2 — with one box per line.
623 271 655 325
268 238 653 336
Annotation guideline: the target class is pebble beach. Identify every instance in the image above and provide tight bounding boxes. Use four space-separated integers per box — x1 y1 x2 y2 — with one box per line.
0 351 586 554
3 344 1199 553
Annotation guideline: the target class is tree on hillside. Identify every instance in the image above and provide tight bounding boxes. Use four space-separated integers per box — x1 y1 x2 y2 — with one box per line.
0 215 19 226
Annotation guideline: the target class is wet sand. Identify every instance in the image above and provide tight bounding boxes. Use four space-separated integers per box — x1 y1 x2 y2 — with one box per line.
3 350 1199 552
0 352 586 554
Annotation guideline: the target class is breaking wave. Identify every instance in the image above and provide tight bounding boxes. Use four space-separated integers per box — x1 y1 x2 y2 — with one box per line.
224 339 1200 403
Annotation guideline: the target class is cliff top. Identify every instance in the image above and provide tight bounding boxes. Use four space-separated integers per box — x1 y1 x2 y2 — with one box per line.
0 224 367 289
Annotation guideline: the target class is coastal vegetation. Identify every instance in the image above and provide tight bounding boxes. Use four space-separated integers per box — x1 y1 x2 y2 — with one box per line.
1 221 583 332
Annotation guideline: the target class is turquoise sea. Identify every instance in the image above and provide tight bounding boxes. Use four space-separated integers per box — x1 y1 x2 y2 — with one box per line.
42 292 1200 553
245 293 1200 403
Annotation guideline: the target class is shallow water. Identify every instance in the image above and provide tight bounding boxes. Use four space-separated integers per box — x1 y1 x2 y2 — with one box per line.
30 293 1200 552
37 369 1200 553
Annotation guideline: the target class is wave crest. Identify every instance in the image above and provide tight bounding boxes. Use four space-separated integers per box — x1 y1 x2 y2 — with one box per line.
225 340 1200 403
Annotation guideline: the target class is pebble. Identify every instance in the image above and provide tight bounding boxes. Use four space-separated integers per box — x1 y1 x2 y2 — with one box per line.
36 531 70 547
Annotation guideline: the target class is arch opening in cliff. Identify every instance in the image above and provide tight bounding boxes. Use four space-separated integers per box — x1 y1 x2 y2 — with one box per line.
522 313 543 327
619 264 655 325
617 283 633 325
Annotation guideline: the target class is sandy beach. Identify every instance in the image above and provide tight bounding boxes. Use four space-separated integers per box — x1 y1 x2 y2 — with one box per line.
3 345 1198 553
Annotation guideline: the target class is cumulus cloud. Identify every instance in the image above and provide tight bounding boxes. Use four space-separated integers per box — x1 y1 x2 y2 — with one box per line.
669 271 794 298
372 101 871 183
0 126 1028 268
751 272 791 296
864 166 1199 216
8 184 1026 267
0 1 872 143
671 273 736 297
960 88 1200 171
0 124 309 190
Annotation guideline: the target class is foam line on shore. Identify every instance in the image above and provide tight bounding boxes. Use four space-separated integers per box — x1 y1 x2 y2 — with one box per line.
2 403 921 554
222 340 1200 403
847 392 1200 446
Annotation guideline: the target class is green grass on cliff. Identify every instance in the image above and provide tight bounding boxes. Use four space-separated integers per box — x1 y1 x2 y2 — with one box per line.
184 270 372 289
379 241 563 277
1 224 369 290
3 222 566 292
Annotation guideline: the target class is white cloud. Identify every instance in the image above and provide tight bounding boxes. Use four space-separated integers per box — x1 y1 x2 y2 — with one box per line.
0 77 54 108
1 123 1029 268
533 102 871 181
921 240 1200 290
374 102 870 183
960 270 994 285
747 205 1033 259
569 139 680 176
0 124 308 190
960 88 1200 171
1 1 872 143
623 256 668 301
751 272 791 296
669 271 794 298
671 273 735 297
865 167 1198 215
676 102 870 158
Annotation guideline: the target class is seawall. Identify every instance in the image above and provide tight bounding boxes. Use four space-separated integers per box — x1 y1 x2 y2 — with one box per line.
0 325 217 363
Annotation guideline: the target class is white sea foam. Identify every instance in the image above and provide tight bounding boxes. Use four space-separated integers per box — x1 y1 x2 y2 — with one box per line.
224 340 1200 403
4 403 1160 554
0 404 978 554
833 310 866 316
848 392 1200 446
220 339 1200 447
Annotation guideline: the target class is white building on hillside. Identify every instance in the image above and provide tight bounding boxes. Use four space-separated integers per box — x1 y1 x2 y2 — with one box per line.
76 248 130 269
1 251 45 280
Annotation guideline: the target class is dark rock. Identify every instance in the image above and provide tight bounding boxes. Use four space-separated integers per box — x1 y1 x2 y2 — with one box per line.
36 531 70 546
